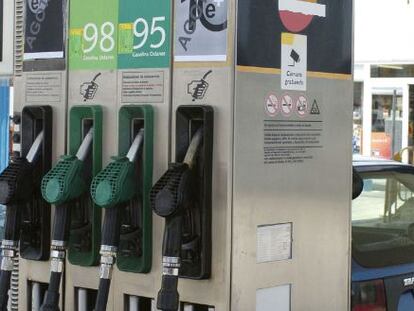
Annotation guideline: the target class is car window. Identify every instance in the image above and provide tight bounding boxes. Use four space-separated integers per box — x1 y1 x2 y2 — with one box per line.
352 170 414 268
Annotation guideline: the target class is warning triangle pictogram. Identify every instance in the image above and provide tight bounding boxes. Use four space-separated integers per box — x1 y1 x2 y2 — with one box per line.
310 100 320 115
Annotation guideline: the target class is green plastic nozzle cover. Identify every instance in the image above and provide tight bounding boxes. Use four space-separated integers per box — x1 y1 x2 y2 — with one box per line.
41 155 87 205
90 156 136 209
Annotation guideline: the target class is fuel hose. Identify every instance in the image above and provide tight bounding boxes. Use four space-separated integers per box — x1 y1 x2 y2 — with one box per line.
93 130 144 311
151 128 203 311
40 129 94 311
0 132 44 309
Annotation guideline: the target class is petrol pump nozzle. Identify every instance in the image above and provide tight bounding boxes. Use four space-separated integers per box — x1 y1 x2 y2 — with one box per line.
150 128 203 311
41 128 93 206
92 129 144 311
40 128 94 311
0 131 44 309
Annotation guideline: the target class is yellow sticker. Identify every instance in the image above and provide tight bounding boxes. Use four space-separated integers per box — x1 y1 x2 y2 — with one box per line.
281 32 295 45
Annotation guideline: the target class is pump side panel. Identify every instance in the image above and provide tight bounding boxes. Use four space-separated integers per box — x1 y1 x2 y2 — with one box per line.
233 1 353 310
14 0 68 308
166 0 235 307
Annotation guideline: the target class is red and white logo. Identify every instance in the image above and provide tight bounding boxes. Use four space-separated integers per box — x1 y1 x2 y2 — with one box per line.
279 0 326 33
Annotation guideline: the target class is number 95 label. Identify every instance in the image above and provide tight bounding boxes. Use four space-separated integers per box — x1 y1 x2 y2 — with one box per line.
118 0 171 69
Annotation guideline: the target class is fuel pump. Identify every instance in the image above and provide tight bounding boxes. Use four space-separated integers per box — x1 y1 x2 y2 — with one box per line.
0 105 53 308
150 106 213 311
91 105 153 311
40 106 102 311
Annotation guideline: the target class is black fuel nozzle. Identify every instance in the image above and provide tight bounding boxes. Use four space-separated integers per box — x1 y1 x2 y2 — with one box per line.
0 131 44 308
92 129 145 311
40 128 94 311
150 129 202 311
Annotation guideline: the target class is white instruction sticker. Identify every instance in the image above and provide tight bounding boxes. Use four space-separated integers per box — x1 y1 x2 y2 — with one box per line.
257 223 292 263
257 284 291 311
281 33 307 91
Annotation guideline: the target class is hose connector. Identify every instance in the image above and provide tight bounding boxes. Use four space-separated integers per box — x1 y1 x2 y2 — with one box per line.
99 245 117 279
0 240 18 271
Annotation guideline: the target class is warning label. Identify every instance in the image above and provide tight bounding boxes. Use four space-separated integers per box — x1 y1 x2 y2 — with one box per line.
121 71 164 103
310 100 320 114
25 73 62 103
264 119 323 165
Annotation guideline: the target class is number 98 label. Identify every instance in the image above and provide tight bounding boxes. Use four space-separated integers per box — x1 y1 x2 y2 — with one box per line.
69 0 118 69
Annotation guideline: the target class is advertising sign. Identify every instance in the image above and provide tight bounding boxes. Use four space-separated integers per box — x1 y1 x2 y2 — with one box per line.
237 0 352 76
118 0 171 69
69 0 118 70
24 0 65 60
174 0 228 62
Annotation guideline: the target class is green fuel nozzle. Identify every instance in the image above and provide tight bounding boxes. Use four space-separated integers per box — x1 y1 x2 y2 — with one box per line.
91 129 144 209
40 128 94 311
93 129 144 311
41 128 93 205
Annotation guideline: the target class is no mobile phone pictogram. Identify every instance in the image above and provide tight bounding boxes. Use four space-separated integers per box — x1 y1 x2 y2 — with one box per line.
281 94 293 116
265 93 279 116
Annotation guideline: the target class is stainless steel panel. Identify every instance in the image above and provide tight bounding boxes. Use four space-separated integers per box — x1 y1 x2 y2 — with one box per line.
232 71 352 310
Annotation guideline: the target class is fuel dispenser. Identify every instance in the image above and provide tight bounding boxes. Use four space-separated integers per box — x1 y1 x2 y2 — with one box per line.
91 105 153 310
151 106 213 311
12 0 69 308
40 106 102 311
9 0 353 309
0 105 52 308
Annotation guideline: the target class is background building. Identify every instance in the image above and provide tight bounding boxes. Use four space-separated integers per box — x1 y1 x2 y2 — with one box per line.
354 0 414 160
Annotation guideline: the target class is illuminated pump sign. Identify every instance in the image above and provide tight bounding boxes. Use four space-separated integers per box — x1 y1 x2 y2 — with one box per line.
24 0 65 60
0 0 14 75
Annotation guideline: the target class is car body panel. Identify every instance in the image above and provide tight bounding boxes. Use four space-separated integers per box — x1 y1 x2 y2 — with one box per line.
353 157 414 311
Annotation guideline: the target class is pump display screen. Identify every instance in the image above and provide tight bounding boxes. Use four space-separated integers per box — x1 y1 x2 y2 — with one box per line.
24 0 65 60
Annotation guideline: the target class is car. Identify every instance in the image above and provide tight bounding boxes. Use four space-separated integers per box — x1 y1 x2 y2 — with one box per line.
352 156 414 311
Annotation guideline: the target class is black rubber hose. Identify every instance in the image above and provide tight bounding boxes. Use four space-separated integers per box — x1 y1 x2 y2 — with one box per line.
4 203 21 241
0 204 21 309
0 271 12 310
94 278 111 311
101 207 121 246
157 214 182 311
94 207 121 311
52 203 71 242
39 272 61 311
40 203 72 311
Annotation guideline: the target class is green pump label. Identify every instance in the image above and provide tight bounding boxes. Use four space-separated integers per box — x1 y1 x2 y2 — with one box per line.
69 0 119 70
118 0 171 69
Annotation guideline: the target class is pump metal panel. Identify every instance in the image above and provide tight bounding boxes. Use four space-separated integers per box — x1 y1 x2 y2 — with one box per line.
232 1 353 310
